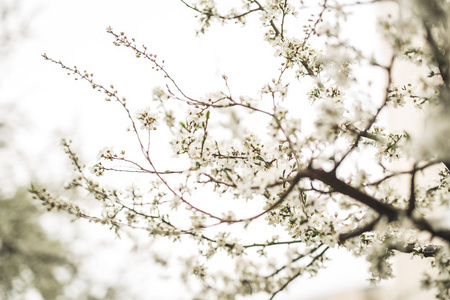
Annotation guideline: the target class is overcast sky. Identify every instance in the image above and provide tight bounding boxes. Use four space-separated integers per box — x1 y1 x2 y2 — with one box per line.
2 0 393 299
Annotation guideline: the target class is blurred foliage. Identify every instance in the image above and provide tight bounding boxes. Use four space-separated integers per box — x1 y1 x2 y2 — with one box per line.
0 190 77 299
0 2 126 300
0 0 31 58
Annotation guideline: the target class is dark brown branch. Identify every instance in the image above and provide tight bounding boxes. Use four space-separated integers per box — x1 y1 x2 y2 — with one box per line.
391 244 443 258
406 166 417 216
307 167 450 243
306 168 399 220
339 216 381 243
444 161 450 171
412 217 450 243
423 17 449 86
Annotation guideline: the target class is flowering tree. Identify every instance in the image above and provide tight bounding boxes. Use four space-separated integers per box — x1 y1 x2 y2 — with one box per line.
32 0 450 299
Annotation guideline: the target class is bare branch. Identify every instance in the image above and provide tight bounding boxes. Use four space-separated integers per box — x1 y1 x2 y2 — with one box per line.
391 244 443 258
269 246 329 300
339 216 381 243
407 165 417 216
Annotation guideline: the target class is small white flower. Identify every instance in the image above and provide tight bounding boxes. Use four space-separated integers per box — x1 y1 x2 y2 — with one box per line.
135 107 160 130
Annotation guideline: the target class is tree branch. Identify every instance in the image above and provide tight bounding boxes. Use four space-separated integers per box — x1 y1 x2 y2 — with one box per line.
306 168 399 220
406 166 417 216
423 22 449 86
391 244 443 258
269 246 329 300
339 216 381 243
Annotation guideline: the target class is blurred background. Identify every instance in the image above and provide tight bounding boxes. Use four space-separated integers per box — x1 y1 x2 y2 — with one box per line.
0 0 437 299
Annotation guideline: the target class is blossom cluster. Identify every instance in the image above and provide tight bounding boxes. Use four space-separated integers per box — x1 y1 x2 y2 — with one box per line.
36 0 450 299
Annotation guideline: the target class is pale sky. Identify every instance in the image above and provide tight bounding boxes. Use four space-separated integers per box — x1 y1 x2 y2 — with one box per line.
3 0 393 299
